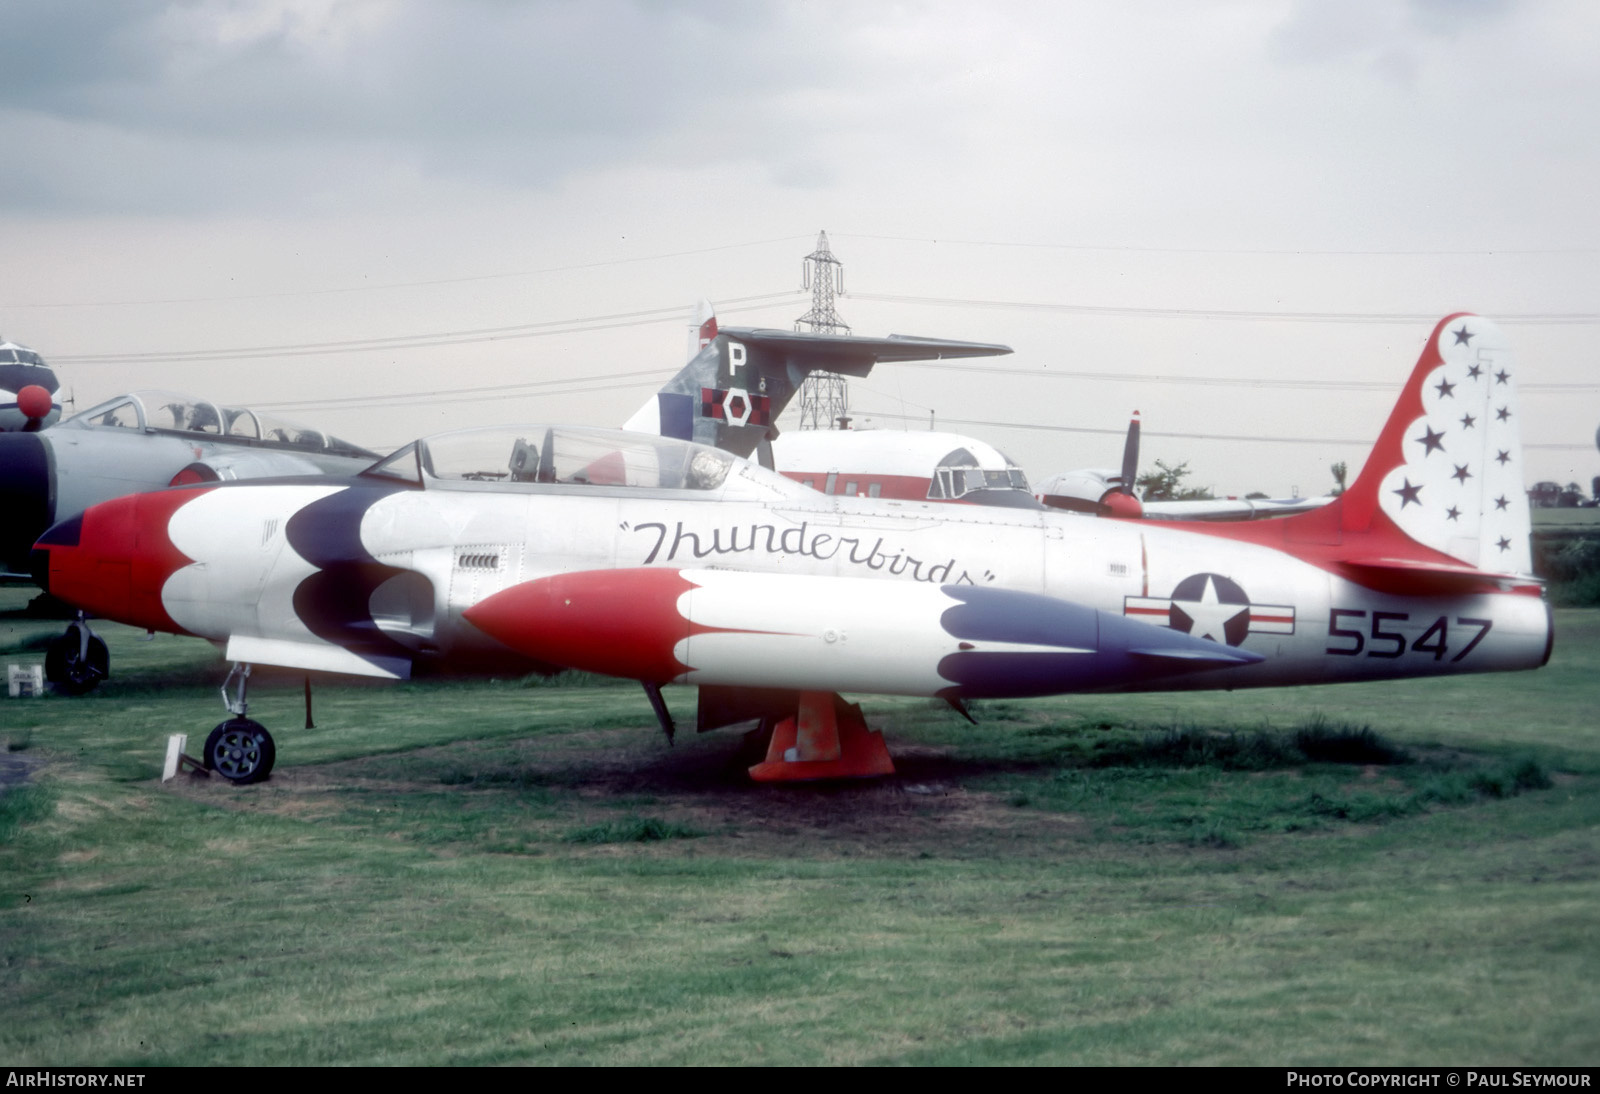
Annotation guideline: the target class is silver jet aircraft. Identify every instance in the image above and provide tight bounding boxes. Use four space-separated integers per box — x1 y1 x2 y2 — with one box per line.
33 315 1549 783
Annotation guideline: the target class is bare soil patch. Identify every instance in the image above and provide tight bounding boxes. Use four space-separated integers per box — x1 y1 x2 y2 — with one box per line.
156 722 1096 858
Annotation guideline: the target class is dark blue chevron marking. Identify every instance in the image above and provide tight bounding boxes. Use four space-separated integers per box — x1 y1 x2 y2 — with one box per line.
284 485 419 667
935 585 1260 699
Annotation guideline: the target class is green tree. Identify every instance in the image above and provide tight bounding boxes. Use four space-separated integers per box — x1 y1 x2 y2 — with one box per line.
1136 459 1214 502
1331 461 1349 497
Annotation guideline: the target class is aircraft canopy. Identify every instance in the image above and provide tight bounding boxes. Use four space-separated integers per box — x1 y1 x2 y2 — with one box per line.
929 446 1030 501
61 391 377 459
366 424 812 502
0 344 48 367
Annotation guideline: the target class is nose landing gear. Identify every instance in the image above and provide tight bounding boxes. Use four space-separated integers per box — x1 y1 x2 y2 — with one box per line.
203 718 275 784
203 663 276 785
44 616 109 695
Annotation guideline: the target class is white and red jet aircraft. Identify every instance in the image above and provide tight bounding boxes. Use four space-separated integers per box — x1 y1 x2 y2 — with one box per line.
33 315 1550 785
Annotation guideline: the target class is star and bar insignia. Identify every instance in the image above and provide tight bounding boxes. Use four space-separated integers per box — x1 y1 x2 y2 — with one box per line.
1125 573 1294 647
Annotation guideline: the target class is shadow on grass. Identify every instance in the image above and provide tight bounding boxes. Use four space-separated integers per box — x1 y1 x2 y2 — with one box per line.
563 815 703 843
872 708 1559 848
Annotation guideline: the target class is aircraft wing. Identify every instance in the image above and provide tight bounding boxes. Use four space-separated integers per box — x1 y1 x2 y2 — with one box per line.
715 328 1015 375
1141 495 1336 521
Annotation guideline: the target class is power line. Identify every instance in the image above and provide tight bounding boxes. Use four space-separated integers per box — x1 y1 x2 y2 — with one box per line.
253 367 673 412
861 411 1593 451
8 236 811 309
893 359 1597 393
17 229 1594 309
51 292 802 365
42 287 1599 368
836 232 1600 257
270 374 673 415
847 378 939 414
851 292 1600 325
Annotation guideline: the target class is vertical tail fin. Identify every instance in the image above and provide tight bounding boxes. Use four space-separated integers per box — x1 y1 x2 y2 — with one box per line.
1197 315 1535 588
1337 313 1531 576
621 301 722 442
690 298 718 358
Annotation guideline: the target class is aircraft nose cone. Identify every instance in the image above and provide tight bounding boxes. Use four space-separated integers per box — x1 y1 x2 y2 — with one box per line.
33 488 206 633
35 500 135 620
16 384 54 424
1099 490 1144 519
0 432 52 577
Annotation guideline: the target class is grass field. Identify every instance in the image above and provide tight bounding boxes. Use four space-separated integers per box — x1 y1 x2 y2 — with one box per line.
2 590 1597 1065
1533 509 1600 531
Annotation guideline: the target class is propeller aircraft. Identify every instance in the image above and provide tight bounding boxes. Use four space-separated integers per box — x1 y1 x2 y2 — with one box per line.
1030 409 1336 520
0 336 61 434
30 315 1550 785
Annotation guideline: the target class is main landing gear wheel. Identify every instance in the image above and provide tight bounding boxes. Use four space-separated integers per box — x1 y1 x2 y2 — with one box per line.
204 718 276 785
44 623 109 695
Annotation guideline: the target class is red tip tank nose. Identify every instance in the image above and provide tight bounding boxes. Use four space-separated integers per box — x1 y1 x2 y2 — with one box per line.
465 569 698 681
35 488 210 634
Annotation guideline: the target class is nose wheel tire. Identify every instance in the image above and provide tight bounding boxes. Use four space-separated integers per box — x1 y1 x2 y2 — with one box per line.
44 624 109 695
203 719 276 785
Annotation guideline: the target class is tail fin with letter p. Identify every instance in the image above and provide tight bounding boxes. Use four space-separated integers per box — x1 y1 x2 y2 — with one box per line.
623 302 1013 460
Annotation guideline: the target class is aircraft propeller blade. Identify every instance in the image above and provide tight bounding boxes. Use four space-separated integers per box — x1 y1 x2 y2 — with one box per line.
1119 411 1141 495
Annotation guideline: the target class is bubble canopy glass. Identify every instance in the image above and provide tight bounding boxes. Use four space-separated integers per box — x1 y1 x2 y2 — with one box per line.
364 425 810 501
62 390 376 459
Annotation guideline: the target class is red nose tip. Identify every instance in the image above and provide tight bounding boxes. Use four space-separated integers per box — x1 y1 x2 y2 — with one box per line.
37 487 211 634
17 385 53 422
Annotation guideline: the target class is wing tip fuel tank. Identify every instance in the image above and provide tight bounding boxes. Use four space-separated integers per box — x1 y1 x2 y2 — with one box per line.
463 567 703 683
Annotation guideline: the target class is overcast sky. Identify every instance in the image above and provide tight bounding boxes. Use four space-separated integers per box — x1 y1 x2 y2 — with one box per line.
2 0 1595 496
